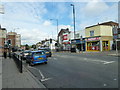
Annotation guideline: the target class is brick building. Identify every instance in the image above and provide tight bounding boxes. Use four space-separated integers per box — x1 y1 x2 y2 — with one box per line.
0 25 7 53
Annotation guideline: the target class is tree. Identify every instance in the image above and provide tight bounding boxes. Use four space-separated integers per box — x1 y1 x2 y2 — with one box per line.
25 44 29 50
31 44 36 49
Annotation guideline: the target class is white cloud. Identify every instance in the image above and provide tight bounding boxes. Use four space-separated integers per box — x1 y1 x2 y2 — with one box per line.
58 25 73 31
43 20 52 26
17 28 49 45
81 0 109 17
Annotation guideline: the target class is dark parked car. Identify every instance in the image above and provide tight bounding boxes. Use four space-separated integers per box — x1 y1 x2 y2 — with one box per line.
21 50 31 60
38 48 52 57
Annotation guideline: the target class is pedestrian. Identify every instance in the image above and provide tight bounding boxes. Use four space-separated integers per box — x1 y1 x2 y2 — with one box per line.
3 48 7 59
8 52 11 58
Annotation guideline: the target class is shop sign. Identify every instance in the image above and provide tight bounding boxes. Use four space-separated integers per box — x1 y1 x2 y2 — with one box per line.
63 42 70 44
62 33 69 42
71 39 85 44
86 37 100 41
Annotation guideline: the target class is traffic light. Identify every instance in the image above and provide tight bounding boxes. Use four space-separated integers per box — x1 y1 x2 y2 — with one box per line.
7 40 11 45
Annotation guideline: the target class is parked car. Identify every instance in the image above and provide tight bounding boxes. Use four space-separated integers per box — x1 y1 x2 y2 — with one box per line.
21 50 31 60
38 48 52 57
26 50 48 66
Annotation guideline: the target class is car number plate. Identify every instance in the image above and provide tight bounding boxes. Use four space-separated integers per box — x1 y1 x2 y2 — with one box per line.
38 58 43 59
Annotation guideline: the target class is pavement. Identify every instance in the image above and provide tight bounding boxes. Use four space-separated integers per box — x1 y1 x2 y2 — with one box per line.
1 54 46 88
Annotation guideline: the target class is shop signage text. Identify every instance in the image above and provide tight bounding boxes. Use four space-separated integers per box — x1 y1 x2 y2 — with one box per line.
86 37 100 41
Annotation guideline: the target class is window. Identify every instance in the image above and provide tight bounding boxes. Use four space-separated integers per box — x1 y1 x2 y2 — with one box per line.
90 31 94 36
33 52 45 56
118 34 120 38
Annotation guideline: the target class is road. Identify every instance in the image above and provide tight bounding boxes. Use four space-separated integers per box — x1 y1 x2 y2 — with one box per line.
24 52 118 88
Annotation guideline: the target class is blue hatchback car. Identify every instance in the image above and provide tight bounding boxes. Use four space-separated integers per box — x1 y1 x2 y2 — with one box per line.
26 50 48 66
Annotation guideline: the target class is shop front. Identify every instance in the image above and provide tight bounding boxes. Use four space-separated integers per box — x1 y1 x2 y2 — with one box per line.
71 39 86 52
62 42 71 51
86 36 112 51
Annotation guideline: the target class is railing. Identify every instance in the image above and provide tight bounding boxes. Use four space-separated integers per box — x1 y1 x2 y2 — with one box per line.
12 53 22 73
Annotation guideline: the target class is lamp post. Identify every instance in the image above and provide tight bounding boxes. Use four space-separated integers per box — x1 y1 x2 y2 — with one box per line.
50 19 59 47
50 19 58 38
116 39 118 55
70 4 76 39
80 35 83 51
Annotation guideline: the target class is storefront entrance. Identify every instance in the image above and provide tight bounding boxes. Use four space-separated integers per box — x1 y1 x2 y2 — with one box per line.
102 41 109 51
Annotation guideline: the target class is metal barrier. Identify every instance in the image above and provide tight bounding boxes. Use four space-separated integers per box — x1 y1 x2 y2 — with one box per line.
12 53 22 73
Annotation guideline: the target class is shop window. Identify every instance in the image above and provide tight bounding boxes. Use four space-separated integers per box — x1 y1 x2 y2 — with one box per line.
87 41 100 51
118 34 120 38
90 31 94 36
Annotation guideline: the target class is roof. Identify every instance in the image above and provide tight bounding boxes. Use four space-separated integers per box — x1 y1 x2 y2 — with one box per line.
85 21 119 29
58 28 70 36
0 25 7 30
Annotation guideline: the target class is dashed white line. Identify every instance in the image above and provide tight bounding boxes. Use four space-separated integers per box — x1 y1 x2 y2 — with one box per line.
103 61 115 64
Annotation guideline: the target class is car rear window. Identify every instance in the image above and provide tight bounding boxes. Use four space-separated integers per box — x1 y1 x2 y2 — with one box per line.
33 52 45 56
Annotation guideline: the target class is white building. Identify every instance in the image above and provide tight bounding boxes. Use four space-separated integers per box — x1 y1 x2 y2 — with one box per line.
41 39 57 50
16 34 21 47
70 30 85 40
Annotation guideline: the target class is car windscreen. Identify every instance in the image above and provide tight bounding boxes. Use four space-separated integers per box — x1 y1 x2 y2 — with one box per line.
33 52 45 56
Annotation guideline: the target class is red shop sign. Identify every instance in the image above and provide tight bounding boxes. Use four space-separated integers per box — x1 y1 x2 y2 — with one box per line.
63 34 68 40
87 37 100 41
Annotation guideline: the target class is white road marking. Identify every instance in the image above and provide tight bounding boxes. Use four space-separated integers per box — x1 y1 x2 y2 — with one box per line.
103 61 115 64
53 58 57 60
83 58 115 65
38 70 45 79
41 78 52 82
103 84 107 87
27 65 52 82
113 78 117 81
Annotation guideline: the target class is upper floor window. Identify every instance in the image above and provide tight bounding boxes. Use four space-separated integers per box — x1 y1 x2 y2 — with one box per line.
90 31 94 36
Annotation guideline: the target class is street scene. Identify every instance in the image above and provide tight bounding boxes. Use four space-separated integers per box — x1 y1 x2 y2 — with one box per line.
0 0 120 89
25 52 118 88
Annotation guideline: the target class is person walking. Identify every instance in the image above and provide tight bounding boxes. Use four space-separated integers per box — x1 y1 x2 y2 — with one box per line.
3 48 7 59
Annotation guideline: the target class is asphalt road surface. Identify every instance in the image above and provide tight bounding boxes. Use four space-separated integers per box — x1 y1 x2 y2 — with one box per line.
25 52 118 88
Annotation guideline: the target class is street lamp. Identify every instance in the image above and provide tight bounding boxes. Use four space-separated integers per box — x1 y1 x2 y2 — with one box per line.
50 19 59 51
50 19 58 38
80 35 83 51
14 28 19 32
70 4 76 39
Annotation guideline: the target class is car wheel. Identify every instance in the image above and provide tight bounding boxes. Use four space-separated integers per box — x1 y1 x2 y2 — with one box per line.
26 60 28 63
29 62 34 66
44 62 47 64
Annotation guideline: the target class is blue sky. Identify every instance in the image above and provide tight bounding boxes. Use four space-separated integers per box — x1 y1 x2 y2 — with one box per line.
0 0 118 45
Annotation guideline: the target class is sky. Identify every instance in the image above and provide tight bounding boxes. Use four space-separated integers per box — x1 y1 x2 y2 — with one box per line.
0 0 119 45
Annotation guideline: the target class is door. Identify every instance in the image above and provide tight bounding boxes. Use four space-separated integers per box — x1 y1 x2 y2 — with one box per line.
102 41 109 51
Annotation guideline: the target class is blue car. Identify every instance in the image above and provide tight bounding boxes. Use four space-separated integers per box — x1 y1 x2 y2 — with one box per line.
26 50 48 66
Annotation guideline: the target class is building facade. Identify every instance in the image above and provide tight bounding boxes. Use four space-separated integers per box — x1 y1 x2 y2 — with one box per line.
16 34 21 47
7 32 17 47
0 26 7 53
58 28 71 51
70 30 86 52
85 24 113 51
